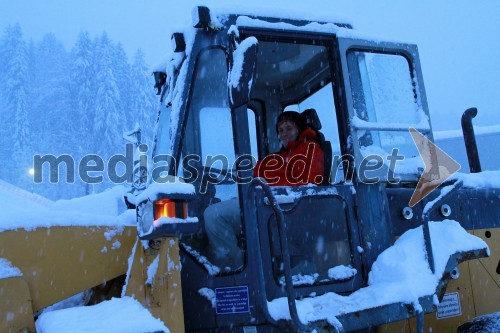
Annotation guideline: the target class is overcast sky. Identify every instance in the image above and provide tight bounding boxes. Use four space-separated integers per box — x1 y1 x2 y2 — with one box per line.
1 0 499 131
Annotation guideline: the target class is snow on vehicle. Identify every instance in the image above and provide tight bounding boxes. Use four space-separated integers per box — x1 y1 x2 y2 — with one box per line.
122 6 499 332
0 184 138 333
1 6 498 333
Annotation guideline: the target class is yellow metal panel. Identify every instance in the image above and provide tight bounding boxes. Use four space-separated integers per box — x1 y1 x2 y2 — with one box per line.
0 226 136 312
378 227 500 333
0 277 35 333
420 261 476 333
122 239 146 301
470 228 500 316
124 237 185 333
377 262 477 333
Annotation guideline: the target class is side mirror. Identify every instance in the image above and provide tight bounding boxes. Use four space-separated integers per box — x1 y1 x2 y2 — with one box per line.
228 31 258 108
153 71 167 95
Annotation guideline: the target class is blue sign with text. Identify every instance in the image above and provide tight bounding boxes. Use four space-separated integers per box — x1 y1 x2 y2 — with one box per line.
215 286 250 314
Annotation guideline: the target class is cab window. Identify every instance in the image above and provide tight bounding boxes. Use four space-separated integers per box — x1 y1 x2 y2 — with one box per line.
285 84 343 183
250 38 356 286
347 51 427 179
179 47 244 272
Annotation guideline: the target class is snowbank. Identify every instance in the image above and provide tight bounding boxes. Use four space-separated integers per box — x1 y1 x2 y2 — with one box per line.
0 179 53 208
0 183 135 232
268 220 488 324
35 297 169 333
0 258 22 279
51 186 125 216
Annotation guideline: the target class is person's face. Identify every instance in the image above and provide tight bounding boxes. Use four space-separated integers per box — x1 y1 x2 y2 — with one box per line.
278 121 299 147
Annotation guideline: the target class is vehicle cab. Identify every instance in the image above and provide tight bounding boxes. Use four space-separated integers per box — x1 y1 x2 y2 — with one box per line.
138 6 472 332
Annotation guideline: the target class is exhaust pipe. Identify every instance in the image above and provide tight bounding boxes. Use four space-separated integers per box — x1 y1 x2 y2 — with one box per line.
461 107 482 173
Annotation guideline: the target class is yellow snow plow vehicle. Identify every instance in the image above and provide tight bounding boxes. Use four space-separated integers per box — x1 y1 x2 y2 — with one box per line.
1 6 498 333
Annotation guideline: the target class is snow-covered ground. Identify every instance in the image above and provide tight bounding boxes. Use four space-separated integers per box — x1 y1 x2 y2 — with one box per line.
36 297 170 333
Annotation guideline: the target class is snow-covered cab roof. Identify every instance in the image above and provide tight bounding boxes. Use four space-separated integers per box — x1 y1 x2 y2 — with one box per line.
193 5 353 33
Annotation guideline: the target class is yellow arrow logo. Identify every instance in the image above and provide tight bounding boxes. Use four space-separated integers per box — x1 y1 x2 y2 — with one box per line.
408 128 461 207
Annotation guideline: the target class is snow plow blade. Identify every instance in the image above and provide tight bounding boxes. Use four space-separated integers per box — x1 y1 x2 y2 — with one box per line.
0 276 34 333
0 226 136 332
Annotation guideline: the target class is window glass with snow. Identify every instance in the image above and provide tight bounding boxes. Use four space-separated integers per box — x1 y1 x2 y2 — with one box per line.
347 51 426 176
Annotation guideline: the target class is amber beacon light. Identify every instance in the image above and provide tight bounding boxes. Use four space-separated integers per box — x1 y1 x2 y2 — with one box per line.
153 199 188 221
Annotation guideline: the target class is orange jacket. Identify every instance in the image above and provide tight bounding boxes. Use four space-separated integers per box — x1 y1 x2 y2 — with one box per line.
254 127 324 186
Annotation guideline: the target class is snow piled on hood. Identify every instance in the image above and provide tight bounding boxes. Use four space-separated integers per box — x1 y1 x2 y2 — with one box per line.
268 219 488 324
0 182 135 232
451 171 500 189
35 297 169 333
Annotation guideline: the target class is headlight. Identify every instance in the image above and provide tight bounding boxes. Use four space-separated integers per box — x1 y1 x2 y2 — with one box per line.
138 201 154 235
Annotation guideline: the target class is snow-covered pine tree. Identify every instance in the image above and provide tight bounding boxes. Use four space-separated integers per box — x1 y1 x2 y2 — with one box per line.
70 32 98 156
0 26 156 195
70 32 95 149
130 49 157 146
92 33 125 190
69 31 100 196
32 34 73 152
31 33 80 199
112 43 131 131
0 27 9 180
0 24 32 188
